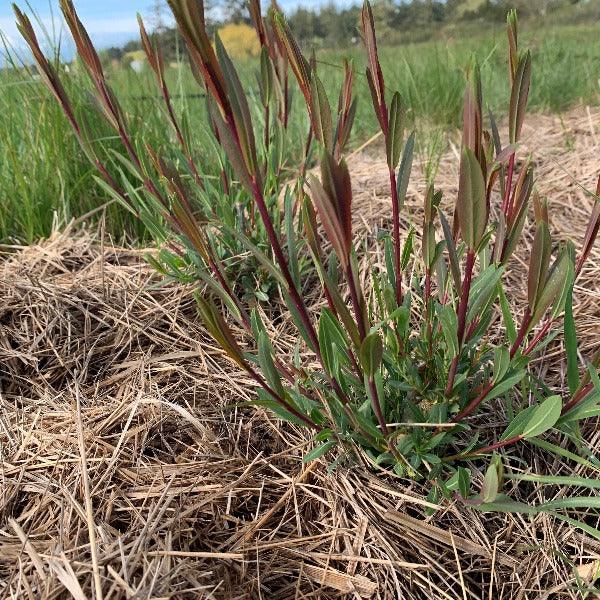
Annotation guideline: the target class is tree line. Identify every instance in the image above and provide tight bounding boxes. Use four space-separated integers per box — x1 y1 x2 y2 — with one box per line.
100 0 590 64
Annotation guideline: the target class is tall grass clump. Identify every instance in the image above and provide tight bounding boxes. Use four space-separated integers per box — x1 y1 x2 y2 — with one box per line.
16 0 600 509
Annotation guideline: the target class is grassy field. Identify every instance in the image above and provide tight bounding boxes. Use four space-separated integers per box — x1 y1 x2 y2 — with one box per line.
1 21 599 243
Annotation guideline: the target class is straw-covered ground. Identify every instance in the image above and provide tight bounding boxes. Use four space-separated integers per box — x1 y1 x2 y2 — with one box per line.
1 108 600 599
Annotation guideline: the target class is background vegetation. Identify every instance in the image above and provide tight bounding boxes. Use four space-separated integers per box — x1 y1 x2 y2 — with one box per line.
1 0 599 243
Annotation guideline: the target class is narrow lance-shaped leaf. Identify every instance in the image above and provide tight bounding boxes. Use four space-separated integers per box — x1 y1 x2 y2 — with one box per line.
481 461 499 503
334 59 356 158
308 176 349 269
197 296 246 369
207 96 253 191
462 61 483 169
507 162 533 228
310 151 353 267
576 175 600 274
249 0 267 46
215 34 260 186
361 0 387 133
259 47 274 107
396 131 415 212
422 185 438 268
319 309 350 376
167 0 230 114
386 92 404 169
527 221 551 309
551 241 576 320
507 9 518 85
529 247 574 330
258 330 286 398
439 209 461 291
309 74 334 151
522 395 563 439
360 332 383 378
508 50 531 144
564 283 580 395
502 168 534 262
271 9 312 105
456 148 487 250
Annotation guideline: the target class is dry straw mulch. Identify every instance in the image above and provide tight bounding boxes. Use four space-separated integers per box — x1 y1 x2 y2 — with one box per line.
1 108 600 599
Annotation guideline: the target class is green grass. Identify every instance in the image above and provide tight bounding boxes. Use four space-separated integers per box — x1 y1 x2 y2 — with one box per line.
1 21 599 243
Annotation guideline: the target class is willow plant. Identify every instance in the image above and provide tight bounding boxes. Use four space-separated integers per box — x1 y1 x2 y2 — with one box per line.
16 1 600 502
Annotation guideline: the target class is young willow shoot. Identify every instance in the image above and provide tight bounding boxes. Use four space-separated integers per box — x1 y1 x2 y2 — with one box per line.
17 1 600 500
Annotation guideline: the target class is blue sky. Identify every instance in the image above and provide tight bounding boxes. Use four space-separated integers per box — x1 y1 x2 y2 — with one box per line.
1 1 355 51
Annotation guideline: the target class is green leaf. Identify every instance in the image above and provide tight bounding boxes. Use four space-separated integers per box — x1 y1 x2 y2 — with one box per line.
522 395 562 439
529 248 573 329
475 496 535 514
564 283 580 395
508 474 600 489
500 404 536 440
484 370 526 402
259 46 273 105
481 461 499 503
215 34 259 180
498 285 517 345
457 147 487 250
508 50 531 144
401 227 415 269
303 440 336 463
310 73 333 150
527 221 551 309
436 304 459 358
386 91 404 169
396 131 415 212
492 346 510 384
458 467 471 498
541 496 600 511
553 514 600 543
530 437 600 472
466 265 504 325
360 332 384 378
318 309 349 376
439 209 461 292
258 331 285 398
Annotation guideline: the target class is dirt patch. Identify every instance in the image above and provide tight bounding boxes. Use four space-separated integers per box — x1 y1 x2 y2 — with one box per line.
1 108 600 599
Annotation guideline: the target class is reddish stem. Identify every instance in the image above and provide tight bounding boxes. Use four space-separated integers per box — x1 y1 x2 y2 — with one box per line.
562 382 594 414
368 377 389 436
510 308 531 358
450 381 494 424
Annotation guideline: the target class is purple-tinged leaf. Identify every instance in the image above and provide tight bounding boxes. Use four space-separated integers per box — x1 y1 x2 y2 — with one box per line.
529 247 573 329
577 175 600 275
528 221 551 309
507 9 519 85
508 51 531 144
361 0 387 134
310 74 333 150
462 61 484 170
457 148 487 250
308 175 349 268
